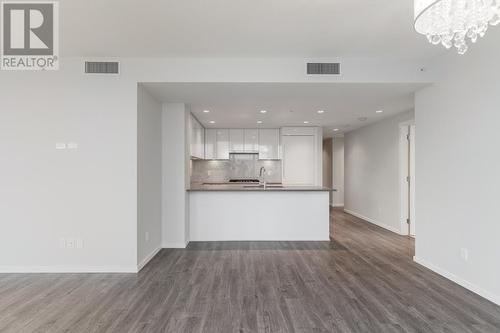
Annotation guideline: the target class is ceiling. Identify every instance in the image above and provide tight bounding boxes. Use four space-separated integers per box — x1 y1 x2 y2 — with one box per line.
141 83 427 136
61 0 441 60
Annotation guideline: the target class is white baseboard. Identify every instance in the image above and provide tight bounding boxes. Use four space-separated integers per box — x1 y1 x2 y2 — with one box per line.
0 265 138 273
331 203 344 208
137 246 161 272
343 209 403 235
162 241 189 249
413 256 500 306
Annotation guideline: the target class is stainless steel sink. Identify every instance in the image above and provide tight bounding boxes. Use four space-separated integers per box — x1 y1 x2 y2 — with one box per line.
243 185 284 189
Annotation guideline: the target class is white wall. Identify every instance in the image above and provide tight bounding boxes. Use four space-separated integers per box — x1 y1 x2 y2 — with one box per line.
0 56 431 271
137 85 162 268
0 61 138 272
162 103 190 248
344 111 414 234
332 137 344 207
414 28 500 305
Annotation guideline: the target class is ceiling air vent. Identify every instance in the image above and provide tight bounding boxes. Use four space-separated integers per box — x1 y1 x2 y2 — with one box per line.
85 61 119 74
307 62 340 75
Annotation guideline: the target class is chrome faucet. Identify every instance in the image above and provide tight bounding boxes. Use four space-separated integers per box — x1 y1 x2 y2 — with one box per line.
259 166 267 188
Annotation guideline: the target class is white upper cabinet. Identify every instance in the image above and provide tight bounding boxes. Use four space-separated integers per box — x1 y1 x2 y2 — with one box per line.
244 129 259 152
229 129 245 152
204 129 217 160
204 129 229 160
189 114 205 159
258 129 280 160
215 129 230 159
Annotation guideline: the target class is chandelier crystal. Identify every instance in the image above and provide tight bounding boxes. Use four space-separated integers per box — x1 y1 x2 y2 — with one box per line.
414 0 500 54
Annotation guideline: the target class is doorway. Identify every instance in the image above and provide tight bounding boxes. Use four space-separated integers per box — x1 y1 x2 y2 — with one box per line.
399 123 416 237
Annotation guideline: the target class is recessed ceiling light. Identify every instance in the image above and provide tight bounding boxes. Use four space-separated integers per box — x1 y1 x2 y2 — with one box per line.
317 110 325 114
375 110 383 113
333 128 339 132
203 110 210 113
303 121 310 124
260 110 267 114
257 120 263 124
209 121 215 124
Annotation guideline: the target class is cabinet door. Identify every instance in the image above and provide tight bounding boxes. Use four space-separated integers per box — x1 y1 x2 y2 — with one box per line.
205 129 217 160
244 129 259 152
190 114 205 159
259 129 279 159
229 129 244 152
282 135 315 185
216 129 230 159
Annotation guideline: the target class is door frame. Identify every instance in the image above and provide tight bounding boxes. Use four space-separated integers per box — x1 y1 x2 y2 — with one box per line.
398 121 416 236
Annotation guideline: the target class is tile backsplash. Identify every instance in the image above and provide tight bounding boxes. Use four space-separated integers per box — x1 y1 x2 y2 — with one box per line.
191 154 282 184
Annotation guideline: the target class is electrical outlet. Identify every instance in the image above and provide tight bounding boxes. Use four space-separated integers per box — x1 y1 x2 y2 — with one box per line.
67 142 78 149
76 238 84 249
66 238 75 249
460 248 469 261
145 232 150 242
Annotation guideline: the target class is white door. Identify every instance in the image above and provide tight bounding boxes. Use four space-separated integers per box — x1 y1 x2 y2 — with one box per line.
282 135 315 185
216 129 230 159
229 129 244 152
259 129 280 159
244 129 259 152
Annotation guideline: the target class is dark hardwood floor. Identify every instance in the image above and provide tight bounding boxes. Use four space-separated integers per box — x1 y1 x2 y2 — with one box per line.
1 208 500 332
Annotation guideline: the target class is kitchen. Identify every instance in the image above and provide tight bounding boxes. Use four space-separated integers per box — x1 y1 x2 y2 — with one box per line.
187 114 332 241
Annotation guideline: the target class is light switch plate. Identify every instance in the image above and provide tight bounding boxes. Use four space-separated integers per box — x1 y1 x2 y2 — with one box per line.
55 143 66 150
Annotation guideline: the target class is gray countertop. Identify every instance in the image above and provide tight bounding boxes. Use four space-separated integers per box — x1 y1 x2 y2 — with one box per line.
188 183 335 192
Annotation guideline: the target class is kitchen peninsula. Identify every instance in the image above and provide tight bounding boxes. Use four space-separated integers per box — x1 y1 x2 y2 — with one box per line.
187 120 332 241
188 183 332 241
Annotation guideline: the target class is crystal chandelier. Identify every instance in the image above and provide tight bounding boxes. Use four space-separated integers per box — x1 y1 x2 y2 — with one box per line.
414 0 500 54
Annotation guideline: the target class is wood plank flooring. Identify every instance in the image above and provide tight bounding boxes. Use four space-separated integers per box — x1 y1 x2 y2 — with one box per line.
1 208 500 332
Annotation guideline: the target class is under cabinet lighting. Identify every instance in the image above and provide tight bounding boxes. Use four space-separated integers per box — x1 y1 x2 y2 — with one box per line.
303 121 310 124
376 110 383 113
203 110 210 113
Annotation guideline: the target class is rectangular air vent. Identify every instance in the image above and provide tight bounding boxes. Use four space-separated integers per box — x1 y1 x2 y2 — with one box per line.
307 62 340 75
85 61 119 74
